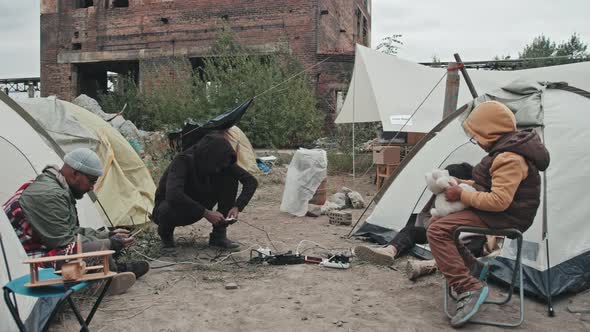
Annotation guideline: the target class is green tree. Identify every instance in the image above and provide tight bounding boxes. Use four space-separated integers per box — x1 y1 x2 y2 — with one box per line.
556 33 588 58
376 34 403 55
518 33 588 68
99 28 321 148
519 35 556 59
191 29 320 147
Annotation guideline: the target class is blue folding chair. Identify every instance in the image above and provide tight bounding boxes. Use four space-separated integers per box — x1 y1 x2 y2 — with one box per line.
3 267 112 332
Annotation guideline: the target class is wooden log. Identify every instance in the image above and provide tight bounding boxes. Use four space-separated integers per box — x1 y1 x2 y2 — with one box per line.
443 62 460 118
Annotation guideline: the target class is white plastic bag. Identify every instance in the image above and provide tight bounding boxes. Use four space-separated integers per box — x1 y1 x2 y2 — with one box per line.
280 148 327 216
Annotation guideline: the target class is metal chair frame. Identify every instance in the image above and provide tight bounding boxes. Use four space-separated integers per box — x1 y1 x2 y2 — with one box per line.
3 269 112 332
443 226 524 328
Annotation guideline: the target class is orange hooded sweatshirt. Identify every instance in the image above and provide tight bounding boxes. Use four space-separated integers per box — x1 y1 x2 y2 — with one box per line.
460 101 529 212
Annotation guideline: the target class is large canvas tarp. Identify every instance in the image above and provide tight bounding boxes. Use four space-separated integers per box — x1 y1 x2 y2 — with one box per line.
169 99 253 150
336 44 590 133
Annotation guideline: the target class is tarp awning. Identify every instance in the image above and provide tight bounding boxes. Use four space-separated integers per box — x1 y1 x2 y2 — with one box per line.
336 45 590 133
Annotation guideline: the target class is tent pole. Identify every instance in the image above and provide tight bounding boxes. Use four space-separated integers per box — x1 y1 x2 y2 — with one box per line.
540 131 554 316
453 53 478 98
0 233 19 312
443 62 460 118
352 123 355 178
352 48 357 179
545 238 555 317
94 194 115 228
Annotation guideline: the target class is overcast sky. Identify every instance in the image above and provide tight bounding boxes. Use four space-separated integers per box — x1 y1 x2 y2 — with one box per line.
1 0 590 78
372 0 590 62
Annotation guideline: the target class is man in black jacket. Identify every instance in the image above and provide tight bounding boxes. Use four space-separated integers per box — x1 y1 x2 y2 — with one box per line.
153 132 258 250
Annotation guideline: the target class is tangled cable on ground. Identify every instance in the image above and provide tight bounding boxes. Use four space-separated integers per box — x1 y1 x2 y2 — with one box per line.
134 245 259 269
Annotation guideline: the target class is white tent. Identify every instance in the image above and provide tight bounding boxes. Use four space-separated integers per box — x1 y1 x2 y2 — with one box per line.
354 81 590 298
336 44 590 133
0 93 108 330
0 212 37 331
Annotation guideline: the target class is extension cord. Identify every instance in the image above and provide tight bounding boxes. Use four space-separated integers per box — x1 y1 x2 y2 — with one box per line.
256 247 272 258
319 259 350 269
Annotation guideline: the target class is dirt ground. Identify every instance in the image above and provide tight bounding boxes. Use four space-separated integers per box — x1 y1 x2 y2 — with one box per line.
56 169 590 331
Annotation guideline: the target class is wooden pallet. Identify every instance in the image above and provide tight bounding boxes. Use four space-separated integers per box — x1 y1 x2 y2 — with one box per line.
376 164 398 190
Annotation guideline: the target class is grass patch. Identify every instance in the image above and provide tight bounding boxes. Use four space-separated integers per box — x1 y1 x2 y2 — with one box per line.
327 150 374 175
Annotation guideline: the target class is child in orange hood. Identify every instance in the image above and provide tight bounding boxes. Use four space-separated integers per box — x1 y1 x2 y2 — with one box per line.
430 101 550 328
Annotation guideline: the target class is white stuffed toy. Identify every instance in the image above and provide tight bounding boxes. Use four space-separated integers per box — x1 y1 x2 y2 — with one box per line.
425 169 476 218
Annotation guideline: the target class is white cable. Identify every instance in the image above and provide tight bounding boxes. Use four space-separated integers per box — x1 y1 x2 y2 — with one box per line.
295 239 331 255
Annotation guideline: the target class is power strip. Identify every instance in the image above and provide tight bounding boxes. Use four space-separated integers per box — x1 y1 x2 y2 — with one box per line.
319 259 350 269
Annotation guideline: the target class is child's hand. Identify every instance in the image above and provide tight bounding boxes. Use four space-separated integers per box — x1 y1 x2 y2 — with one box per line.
445 185 463 202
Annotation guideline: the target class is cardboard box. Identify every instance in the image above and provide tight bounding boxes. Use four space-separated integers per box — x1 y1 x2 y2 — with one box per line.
406 132 426 145
373 146 401 165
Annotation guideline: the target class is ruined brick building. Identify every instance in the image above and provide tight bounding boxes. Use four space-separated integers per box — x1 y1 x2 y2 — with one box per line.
41 0 371 124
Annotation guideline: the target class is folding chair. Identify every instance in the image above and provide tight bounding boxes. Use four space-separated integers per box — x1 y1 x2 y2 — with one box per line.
3 268 112 332
443 226 524 328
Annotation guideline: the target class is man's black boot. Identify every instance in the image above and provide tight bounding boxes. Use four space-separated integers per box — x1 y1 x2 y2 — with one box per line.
209 226 240 251
157 223 176 248
117 260 150 279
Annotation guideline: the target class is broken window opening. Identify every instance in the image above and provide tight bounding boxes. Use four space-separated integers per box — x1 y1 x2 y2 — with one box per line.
76 61 139 100
362 16 368 45
76 0 94 9
113 0 129 8
72 43 82 50
355 8 361 42
335 90 344 114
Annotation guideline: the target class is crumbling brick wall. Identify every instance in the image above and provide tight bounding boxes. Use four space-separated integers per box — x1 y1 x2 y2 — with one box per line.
41 0 371 128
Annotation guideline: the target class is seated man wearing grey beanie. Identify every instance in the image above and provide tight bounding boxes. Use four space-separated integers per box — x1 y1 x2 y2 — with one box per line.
3 148 149 295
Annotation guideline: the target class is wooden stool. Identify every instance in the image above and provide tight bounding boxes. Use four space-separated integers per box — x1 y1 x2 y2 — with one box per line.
376 164 398 190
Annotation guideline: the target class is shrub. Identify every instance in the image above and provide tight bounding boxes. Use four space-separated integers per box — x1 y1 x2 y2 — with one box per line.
99 28 321 148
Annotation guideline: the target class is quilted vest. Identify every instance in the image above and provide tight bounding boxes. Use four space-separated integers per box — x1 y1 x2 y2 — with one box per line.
471 131 545 232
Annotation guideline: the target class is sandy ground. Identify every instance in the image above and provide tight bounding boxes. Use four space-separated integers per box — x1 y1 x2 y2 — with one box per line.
54 170 590 331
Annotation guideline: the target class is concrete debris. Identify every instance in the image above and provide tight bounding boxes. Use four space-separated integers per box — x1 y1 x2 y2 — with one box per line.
225 282 239 290
320 201 341 215
320 188 366 214
73 94 150 139
330 192 348 208
340 186 352 194
347 191 366 209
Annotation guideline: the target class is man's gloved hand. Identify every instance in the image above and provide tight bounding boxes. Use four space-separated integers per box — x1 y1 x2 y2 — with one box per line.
109 233 135 251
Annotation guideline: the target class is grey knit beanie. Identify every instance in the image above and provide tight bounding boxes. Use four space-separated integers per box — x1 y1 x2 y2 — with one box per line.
63 148 103 177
